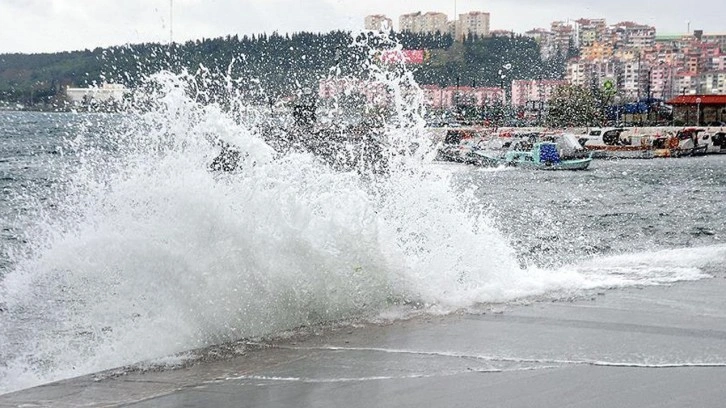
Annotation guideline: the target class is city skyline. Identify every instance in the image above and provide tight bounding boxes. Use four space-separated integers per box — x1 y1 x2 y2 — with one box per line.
1 0 724 54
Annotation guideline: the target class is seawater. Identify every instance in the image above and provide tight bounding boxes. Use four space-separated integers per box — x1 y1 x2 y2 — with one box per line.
1 74 725 394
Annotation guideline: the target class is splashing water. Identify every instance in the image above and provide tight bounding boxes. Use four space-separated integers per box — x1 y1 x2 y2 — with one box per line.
0 35 717 394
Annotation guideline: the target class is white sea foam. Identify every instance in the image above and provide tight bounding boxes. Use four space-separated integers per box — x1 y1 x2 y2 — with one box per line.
1 49 722 395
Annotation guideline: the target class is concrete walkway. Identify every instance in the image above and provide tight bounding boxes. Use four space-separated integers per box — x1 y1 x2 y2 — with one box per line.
3 278 726 407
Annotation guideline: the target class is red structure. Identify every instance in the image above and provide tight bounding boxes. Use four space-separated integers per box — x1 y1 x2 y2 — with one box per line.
667 95 726 125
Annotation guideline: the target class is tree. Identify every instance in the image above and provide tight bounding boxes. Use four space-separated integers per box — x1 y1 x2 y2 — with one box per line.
546 84 603 127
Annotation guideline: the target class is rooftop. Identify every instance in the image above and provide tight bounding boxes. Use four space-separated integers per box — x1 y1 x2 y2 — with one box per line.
667 95 726 105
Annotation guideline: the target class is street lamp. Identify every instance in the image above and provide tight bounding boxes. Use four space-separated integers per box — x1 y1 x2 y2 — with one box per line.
696 97 701 126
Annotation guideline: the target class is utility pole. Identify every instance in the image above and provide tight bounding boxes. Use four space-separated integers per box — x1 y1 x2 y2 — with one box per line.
170 0 174 44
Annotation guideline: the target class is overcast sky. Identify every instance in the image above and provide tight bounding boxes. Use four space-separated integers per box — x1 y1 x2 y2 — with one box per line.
1 0 723 54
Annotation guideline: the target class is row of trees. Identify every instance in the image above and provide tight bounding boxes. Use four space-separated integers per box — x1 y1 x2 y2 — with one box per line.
0 30 566 107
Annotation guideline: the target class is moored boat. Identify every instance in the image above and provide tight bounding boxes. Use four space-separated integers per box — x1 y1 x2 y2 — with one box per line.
469 141 592 170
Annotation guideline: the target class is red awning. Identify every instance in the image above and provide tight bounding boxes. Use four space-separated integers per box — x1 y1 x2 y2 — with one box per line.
667 95 726 105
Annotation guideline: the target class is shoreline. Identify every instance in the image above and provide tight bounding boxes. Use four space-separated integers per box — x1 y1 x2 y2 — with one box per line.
3 276 726 407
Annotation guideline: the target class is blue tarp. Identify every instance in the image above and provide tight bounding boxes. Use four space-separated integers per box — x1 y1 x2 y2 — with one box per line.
539 143 561 164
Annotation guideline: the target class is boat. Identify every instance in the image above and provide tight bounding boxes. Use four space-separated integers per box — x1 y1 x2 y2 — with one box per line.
472 141 592 170
651 127 708 158
701 127 726 154
579 127 654 159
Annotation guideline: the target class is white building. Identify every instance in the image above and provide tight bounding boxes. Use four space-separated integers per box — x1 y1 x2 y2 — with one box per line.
456 11 490 40
626 24 657 48
524 28 556 59
399 11 448 35
699 71 726 94
364 14 393 31
674 71 699 95
65 83 128 105
619 60 647 99
510 79 568 107
713 55 726 71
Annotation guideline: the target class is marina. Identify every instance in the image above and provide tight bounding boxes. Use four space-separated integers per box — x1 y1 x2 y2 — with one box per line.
433 124 726 168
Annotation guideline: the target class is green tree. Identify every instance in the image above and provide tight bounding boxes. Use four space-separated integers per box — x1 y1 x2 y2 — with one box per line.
546 84 603 127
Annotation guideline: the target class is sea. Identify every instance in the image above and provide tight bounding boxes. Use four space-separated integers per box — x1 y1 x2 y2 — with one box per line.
1 70 725 395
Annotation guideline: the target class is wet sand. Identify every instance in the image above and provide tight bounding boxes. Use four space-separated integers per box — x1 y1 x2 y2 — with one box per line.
3 277 726 407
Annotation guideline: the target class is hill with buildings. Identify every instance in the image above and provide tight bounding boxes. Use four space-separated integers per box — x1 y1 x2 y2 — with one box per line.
0 30 562 109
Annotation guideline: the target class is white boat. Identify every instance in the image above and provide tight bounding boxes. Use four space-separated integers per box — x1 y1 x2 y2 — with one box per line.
578 128 654 159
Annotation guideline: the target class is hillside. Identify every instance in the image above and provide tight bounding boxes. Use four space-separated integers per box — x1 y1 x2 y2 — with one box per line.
0 31 565 107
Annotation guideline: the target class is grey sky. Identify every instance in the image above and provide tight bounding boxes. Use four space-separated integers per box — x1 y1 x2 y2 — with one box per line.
1 0 723 54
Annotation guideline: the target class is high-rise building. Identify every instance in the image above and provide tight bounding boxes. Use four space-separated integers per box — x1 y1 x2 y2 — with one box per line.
575 18 607 47
456 11 490 40
399 11 448 35
364 14 393 31
551 21 575 55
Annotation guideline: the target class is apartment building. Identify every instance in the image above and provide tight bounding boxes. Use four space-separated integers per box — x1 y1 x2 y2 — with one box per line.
580 42 614 61
626 24 656 48
674 71 699 95
565 60 592 87
699 71 726 94
619 60 648 98
422 85 505 108
702 34 726 52
364 14 393 31
713 55 726 71
456 11 490 40
647 64 677 99
575 18 607 47
524 28 556 59
510 79 567 107
551 21 575 54
399 11 448 34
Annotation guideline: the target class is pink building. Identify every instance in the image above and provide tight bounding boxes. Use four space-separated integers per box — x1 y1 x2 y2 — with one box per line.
714 55 726 71
510 79 568 107
318 78 390 106
422 85 505 109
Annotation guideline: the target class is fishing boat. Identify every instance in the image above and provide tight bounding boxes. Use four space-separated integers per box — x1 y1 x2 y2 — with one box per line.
498 142 592 170
579 127 654 159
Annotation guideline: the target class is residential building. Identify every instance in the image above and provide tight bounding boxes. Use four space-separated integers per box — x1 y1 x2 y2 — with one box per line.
619 60 647 99
318 78 389 106
510 79 568 107
399 11 448 35
566 60 592 87
580 42 614 61
702 34 726 52
399 12 422 33
489 30 514 38
456 11 490 40
713 55 726 71
674 71 699 95
422 85 505 109
551 21 575 54
699 71 726 94
647 63 677 99
575 18 607 47
364 14 393 31
566 60 618 87
613 47 639 62
524 28 556 59
626 24 656 48
65 83 128 105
